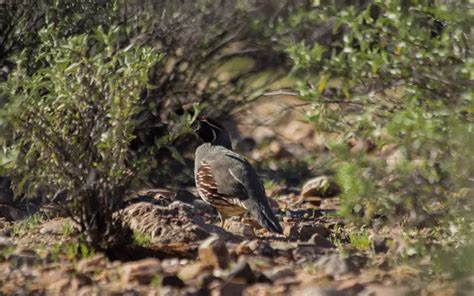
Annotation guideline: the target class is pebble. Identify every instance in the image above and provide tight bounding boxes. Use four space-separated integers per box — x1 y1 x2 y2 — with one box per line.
121 258 162 285
198 236 230 269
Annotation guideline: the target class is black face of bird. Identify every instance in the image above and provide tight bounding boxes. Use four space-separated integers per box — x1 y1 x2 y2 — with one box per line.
193 117 226 143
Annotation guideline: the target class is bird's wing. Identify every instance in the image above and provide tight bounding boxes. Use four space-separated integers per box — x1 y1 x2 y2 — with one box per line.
196 160 247 207
206 149 283 234
206 151 260 201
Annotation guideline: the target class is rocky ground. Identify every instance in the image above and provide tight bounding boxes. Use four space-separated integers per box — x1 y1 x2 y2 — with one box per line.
0 104 471 295
0 182 466 296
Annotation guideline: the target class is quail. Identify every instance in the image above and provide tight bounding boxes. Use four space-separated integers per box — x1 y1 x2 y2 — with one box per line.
194 117 283 234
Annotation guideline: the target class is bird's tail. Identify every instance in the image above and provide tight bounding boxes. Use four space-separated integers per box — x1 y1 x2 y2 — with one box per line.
249 200 283 234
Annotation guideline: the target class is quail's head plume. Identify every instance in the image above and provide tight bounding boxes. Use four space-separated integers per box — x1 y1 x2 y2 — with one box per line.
193 116 283 234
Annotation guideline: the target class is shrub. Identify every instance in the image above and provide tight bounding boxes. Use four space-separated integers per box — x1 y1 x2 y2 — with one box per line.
281 0 472 225
0 0 116 72
1 26 161 249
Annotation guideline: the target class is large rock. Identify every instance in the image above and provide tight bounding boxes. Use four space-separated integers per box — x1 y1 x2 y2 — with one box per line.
119 201 209 244
198 236 230 269
119 191 244 246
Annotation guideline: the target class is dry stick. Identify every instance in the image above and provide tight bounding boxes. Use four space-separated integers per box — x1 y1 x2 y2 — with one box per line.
261 89 366 105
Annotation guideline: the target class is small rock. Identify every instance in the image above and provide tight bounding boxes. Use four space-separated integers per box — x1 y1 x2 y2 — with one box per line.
42 269 74 294
338 278 365 294
285 209 318 220
372 236 390 253
228 261 256 284
0 236 14 251
178 262 202 282
162 275 186 288
283 225 298 239
361 284 410 296
9 249 39 267
235 241 252 256
247 240 261 252
40 218 78 235
76 254 106 274
226 221 255 237
199 236 230 269
299 224 330 241
256 273 273 284
161 286 182 296
385 147 404 171
70 273 93 290
348 138 376 154
192 199 216 214
293 245 323 263
244 284 273 296
121 258 162 285
265 267 295 282
378 143 399 158
301 176 340 199
198 271 223 289
212 281 246 296
300 196 322 207
308 234 333 248
292 285 349 296
316 254 359 278
0 227 10 237
350 254 368 269
256 242 275 257
161 258 182 274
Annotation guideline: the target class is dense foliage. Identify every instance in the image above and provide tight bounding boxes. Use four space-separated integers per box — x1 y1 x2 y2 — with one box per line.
2 26 160 248
280 0 473 280
0 2 472 283
282 0 473 225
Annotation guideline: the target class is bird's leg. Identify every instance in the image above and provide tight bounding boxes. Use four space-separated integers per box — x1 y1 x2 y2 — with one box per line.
218 212 226 229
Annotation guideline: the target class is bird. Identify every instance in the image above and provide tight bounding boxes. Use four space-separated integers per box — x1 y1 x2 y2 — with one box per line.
193 116 283 234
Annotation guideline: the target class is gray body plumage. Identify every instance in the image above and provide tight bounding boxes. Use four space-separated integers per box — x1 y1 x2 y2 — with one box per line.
195 143 282 234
